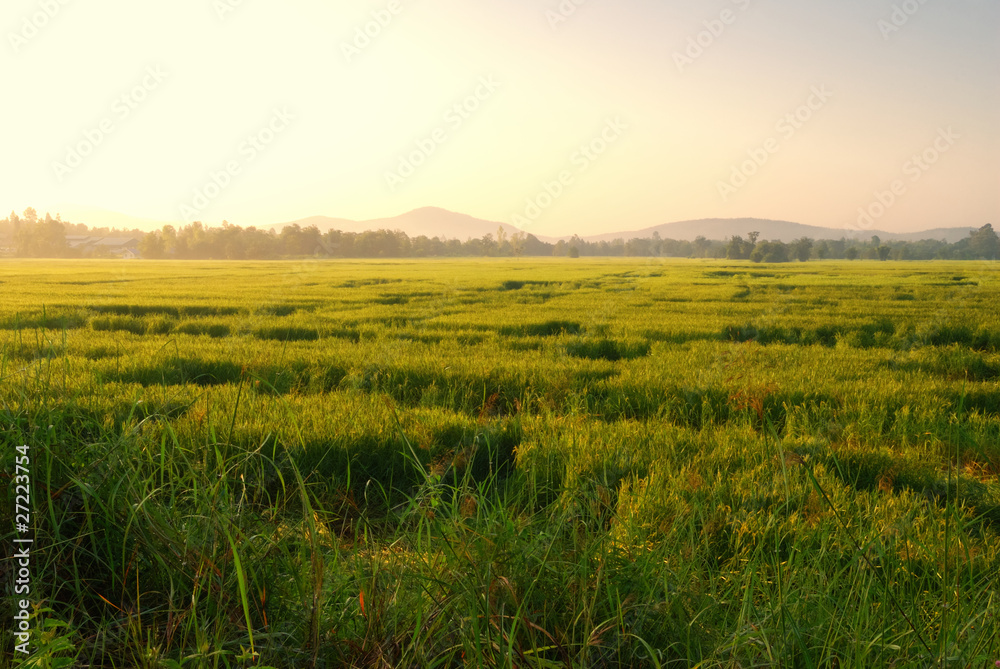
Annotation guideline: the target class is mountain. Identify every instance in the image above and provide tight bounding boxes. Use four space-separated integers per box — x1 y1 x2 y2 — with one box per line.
44 205 979 245
275 207 523 240
277 209 976 244
885 227 979 243
582 218 977 244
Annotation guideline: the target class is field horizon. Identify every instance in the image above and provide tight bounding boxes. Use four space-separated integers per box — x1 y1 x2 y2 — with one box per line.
22 205 982 244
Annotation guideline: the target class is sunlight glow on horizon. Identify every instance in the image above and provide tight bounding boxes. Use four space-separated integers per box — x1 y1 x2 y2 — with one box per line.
2 0 997 236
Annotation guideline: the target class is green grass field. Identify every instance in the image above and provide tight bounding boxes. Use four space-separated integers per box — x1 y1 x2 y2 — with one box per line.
1 258 998 668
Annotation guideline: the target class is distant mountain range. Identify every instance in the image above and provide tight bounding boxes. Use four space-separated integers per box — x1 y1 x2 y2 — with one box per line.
53 205 977 244
581 217 977 244
274 207 524 240
275 208 976 244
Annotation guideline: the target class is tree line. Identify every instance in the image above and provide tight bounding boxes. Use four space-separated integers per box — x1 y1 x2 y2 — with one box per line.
2 209 997 261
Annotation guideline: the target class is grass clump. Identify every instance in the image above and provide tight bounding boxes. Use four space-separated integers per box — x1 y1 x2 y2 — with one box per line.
175 321 231 338
500 320 583 337
254 325 320 341
566 338 651 361
90 315 148 335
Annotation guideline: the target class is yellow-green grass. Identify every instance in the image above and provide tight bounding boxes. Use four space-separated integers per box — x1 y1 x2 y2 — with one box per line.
0 258 998 668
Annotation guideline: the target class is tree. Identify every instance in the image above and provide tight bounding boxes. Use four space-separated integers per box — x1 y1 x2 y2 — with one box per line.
301 225 325 256
279 224 304 255
877 244 892 261
568 245 580 258
509 231 526 259
160 225 177 256
496 226 508 255
829 238 847 258
726 235 747 260
625 237 654 256
139 231 166 259
217 221 248 259
791 237 813 262
969 224 999 259
14 215 67 257
750 240 789 263
411 235 432 257
179 222 207 258
693 236 710 258
480 233 496 256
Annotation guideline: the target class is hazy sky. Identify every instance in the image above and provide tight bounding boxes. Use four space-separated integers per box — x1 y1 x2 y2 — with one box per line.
2 0 998 236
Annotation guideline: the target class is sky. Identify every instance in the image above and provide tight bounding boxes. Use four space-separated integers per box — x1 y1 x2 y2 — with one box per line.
2 0 998 237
